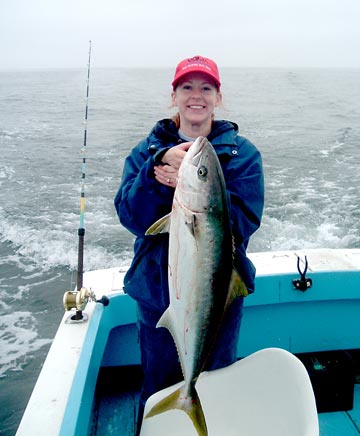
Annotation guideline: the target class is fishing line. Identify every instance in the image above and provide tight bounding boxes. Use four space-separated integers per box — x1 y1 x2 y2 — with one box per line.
77 40 92 298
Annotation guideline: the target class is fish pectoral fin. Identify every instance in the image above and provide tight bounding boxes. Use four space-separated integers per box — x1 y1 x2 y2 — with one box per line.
185 214 197 237
145 384 207 436
145 213 171 235
227 268 249 304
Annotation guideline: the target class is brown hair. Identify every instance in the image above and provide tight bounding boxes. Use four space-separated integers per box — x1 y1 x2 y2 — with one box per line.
171 112 181 129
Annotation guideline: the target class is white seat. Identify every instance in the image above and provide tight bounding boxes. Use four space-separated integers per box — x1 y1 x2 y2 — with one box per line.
140 347 319 436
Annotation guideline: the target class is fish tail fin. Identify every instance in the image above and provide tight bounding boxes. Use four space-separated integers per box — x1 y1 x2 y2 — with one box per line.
145 384 207 436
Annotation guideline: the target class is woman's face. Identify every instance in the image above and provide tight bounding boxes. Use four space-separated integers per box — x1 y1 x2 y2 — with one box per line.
172 72 222 130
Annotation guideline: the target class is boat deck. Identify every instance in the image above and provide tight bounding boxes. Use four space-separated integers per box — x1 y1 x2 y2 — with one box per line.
319 385 360 435
90 363 360 436
90 366 143 436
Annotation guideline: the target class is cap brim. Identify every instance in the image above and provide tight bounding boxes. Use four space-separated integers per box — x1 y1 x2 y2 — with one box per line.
172 70 221 89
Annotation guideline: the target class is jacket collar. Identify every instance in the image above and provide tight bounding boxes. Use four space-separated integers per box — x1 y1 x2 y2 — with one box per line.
150 119 239 143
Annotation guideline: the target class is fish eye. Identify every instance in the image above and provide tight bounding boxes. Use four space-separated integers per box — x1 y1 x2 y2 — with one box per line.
197 166 208 179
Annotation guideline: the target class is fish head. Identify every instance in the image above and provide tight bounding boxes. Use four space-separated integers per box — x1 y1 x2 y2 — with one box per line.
176 136 226 213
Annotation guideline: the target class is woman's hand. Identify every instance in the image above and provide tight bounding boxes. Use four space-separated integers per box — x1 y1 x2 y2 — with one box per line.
154 142 192 187
161 142 192 169
154 165 179 187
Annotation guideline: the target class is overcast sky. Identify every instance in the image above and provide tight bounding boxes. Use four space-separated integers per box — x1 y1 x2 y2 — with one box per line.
1 0 359 70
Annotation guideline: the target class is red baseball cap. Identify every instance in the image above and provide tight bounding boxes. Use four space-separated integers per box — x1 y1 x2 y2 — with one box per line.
172 55 221 89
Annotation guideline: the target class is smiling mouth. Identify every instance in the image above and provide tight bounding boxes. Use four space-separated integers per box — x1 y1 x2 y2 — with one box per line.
188 105 205 109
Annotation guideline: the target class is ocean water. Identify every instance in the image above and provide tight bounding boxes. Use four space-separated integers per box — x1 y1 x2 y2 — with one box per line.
0 67 359 435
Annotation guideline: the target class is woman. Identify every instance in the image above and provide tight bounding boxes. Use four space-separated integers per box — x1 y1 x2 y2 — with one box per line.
114 55 264 433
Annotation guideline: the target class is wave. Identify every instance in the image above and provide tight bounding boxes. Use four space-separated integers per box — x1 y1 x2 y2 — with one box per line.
0 311 52 378
0 209 131 273
0 164 15 187
250 214 360 253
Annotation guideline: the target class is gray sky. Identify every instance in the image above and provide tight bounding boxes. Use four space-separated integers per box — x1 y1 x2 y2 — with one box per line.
1 0 359 70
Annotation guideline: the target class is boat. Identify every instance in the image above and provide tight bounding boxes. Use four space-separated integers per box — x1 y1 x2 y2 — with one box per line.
15 248 360 435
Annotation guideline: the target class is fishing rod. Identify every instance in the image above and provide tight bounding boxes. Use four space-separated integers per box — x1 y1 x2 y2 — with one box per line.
64 40 93 321
76 40 92 298
63 41 109 320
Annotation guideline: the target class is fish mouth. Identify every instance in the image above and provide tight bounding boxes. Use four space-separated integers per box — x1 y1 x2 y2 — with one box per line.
188 137 208 166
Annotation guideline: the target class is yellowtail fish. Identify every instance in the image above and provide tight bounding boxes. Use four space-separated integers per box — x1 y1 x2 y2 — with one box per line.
145 136 246 436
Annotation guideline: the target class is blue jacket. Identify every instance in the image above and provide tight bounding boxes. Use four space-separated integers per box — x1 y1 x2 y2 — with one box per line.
114 119 264 313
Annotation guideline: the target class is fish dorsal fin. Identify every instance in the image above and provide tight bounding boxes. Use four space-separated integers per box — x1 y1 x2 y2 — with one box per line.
145 213 171 235
227 268 249 305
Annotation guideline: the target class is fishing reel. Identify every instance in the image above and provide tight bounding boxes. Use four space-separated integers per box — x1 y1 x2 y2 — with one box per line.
63 287 109 321
63 287 95 312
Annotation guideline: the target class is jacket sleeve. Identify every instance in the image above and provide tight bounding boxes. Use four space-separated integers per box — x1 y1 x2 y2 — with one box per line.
223 137 264 292
226 137 264 247
114 139 175 236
